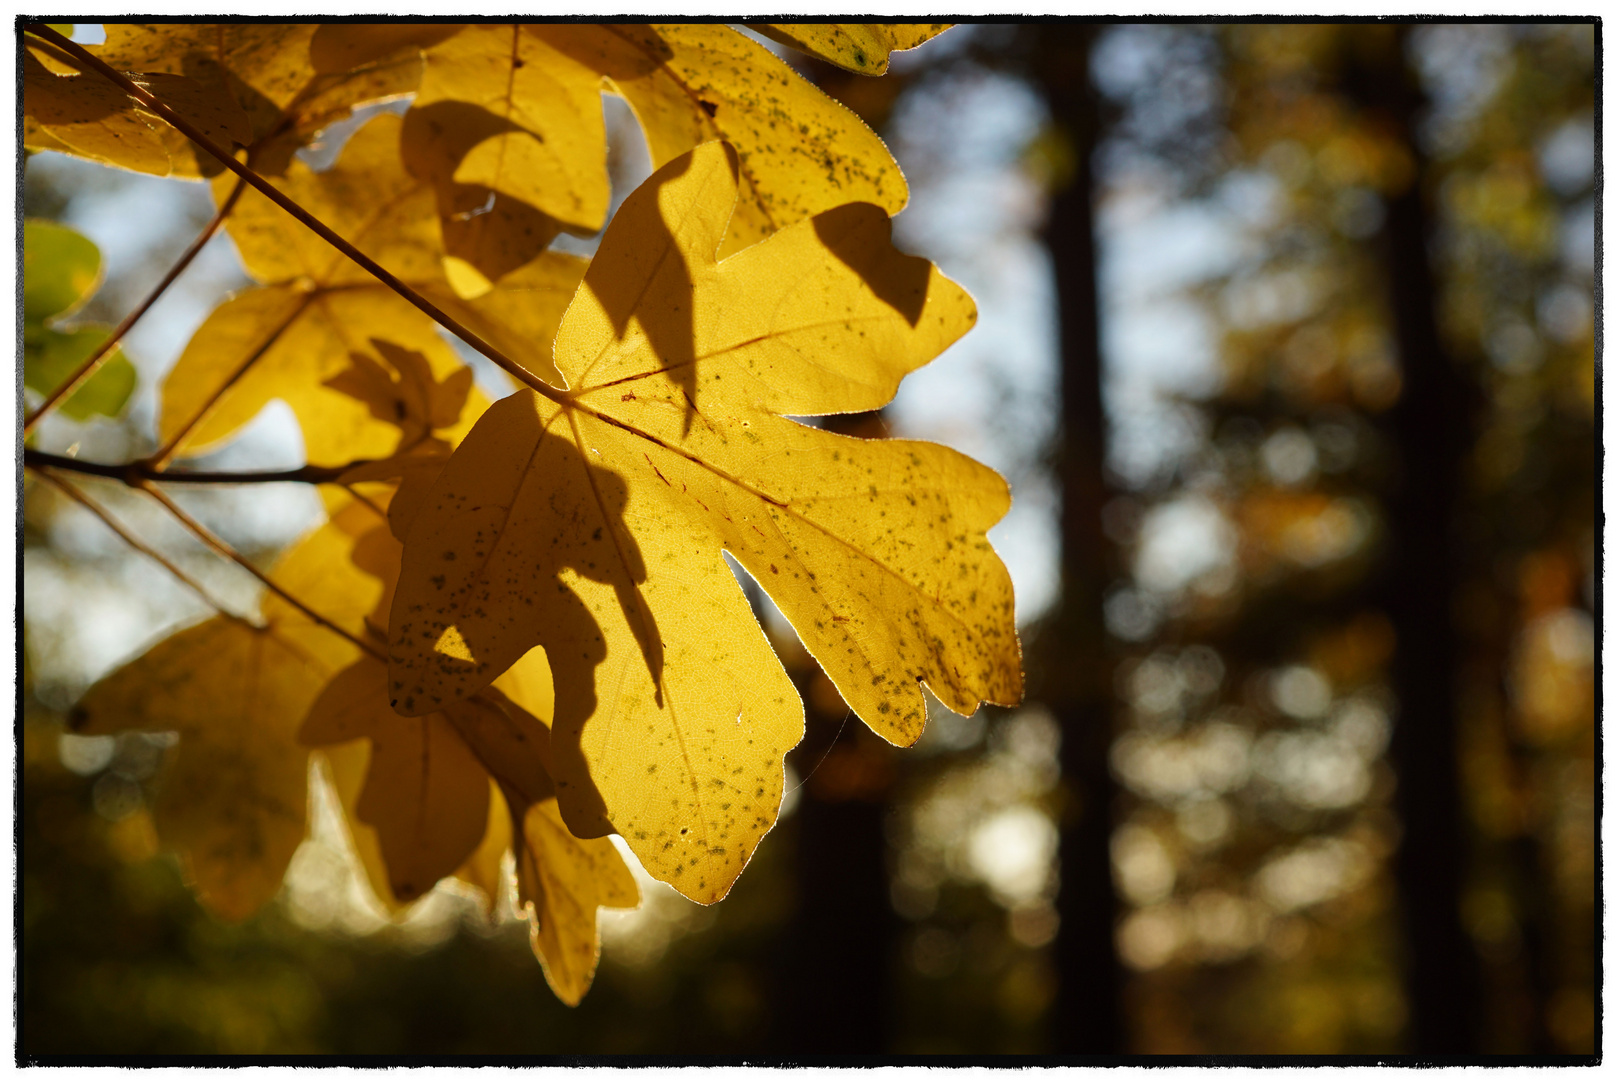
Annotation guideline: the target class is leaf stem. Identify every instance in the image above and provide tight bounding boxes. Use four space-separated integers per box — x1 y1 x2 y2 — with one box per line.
29 466 258 629
135 481 386 662
23 448 373 486
340 483 392 523
22 177 249 437
23 24 564 407
146 290 315 468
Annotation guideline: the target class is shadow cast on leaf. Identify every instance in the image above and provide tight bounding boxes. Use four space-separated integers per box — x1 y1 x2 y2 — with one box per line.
390 391 666 835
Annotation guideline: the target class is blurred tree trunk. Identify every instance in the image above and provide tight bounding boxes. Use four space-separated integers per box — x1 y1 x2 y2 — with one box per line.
1344 26 1485 1054
771 410 900 1055
1032 24 1127 1056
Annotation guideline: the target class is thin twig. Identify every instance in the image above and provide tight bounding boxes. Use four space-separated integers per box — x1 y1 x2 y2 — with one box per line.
23 178 249 436
30 466 258 628
23 24 561 406
136 481 385 662
146 290 316 468
24 448 372 486
340 483 393 523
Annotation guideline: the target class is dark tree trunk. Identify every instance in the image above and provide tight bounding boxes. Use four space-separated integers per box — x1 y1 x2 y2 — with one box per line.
776 729 896 1054
1034 25 1127 1057
771 411 900 1056
1345 26 1485 1055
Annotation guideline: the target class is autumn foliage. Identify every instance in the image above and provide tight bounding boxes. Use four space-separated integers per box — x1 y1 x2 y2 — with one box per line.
21 21 1020 1005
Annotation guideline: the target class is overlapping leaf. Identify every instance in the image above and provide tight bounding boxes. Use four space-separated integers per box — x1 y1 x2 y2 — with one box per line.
355 21 909 278
515 794 639 1005
23 219 137 420
70 616 330 921
289 492 636 998
301 657 491 901
89 23 424 175
388 141 1022 904
159 113 582 464
753 23 955 75
65 491 399 919
22 41 256 180
39 22 999 1002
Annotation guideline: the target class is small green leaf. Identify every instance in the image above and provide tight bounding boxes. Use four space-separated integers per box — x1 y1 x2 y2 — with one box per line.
24 327 137 421
23 219 102 326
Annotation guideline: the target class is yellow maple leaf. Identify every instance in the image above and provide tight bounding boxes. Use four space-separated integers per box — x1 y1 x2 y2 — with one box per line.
291 499 637 997
515 795 640 1006
753 23 956 76
68 492 388 921
389 23 908 268
23 49 176 177
409 25 612 235
91 22 424 175
158 113 582 464
603 23 911 256
388 141 1021 904
70 616 333 921
23 36 255 178
301 656 492 902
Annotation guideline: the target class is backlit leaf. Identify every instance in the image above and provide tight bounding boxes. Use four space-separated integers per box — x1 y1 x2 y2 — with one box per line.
159 115 562 463
285 498 635 992
68 492 391 922
583 22 911 254
319 740 411 916
23 43 253 180
411 25 611 234
24 327 137 422
93 23 424 175
160 286 476 464
394 23 907 263
23 219 138 421
71 617 332 921
301 656 491 902
754 23 955 75
22 50 172 177
389 142 1021 903
23 218 102 324
514 795 639 1006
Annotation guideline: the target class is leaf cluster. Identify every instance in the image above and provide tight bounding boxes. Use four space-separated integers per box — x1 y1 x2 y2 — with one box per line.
25 20 1019 1006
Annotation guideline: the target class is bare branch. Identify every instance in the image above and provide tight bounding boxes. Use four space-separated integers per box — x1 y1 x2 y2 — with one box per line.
23 448 373 486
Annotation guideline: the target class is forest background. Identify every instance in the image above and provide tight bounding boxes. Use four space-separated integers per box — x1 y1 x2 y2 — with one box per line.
17 18 1600 1056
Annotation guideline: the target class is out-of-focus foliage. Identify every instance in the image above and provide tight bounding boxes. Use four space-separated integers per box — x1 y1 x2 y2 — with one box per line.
1081 22 1594 1053
22 219 137 420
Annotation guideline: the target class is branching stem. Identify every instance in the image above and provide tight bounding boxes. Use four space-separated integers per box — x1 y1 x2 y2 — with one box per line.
136 481 385 662
23 24 564 408
146 290 315 468
30 466 258 628
23 178 249 436
23 448 373 486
